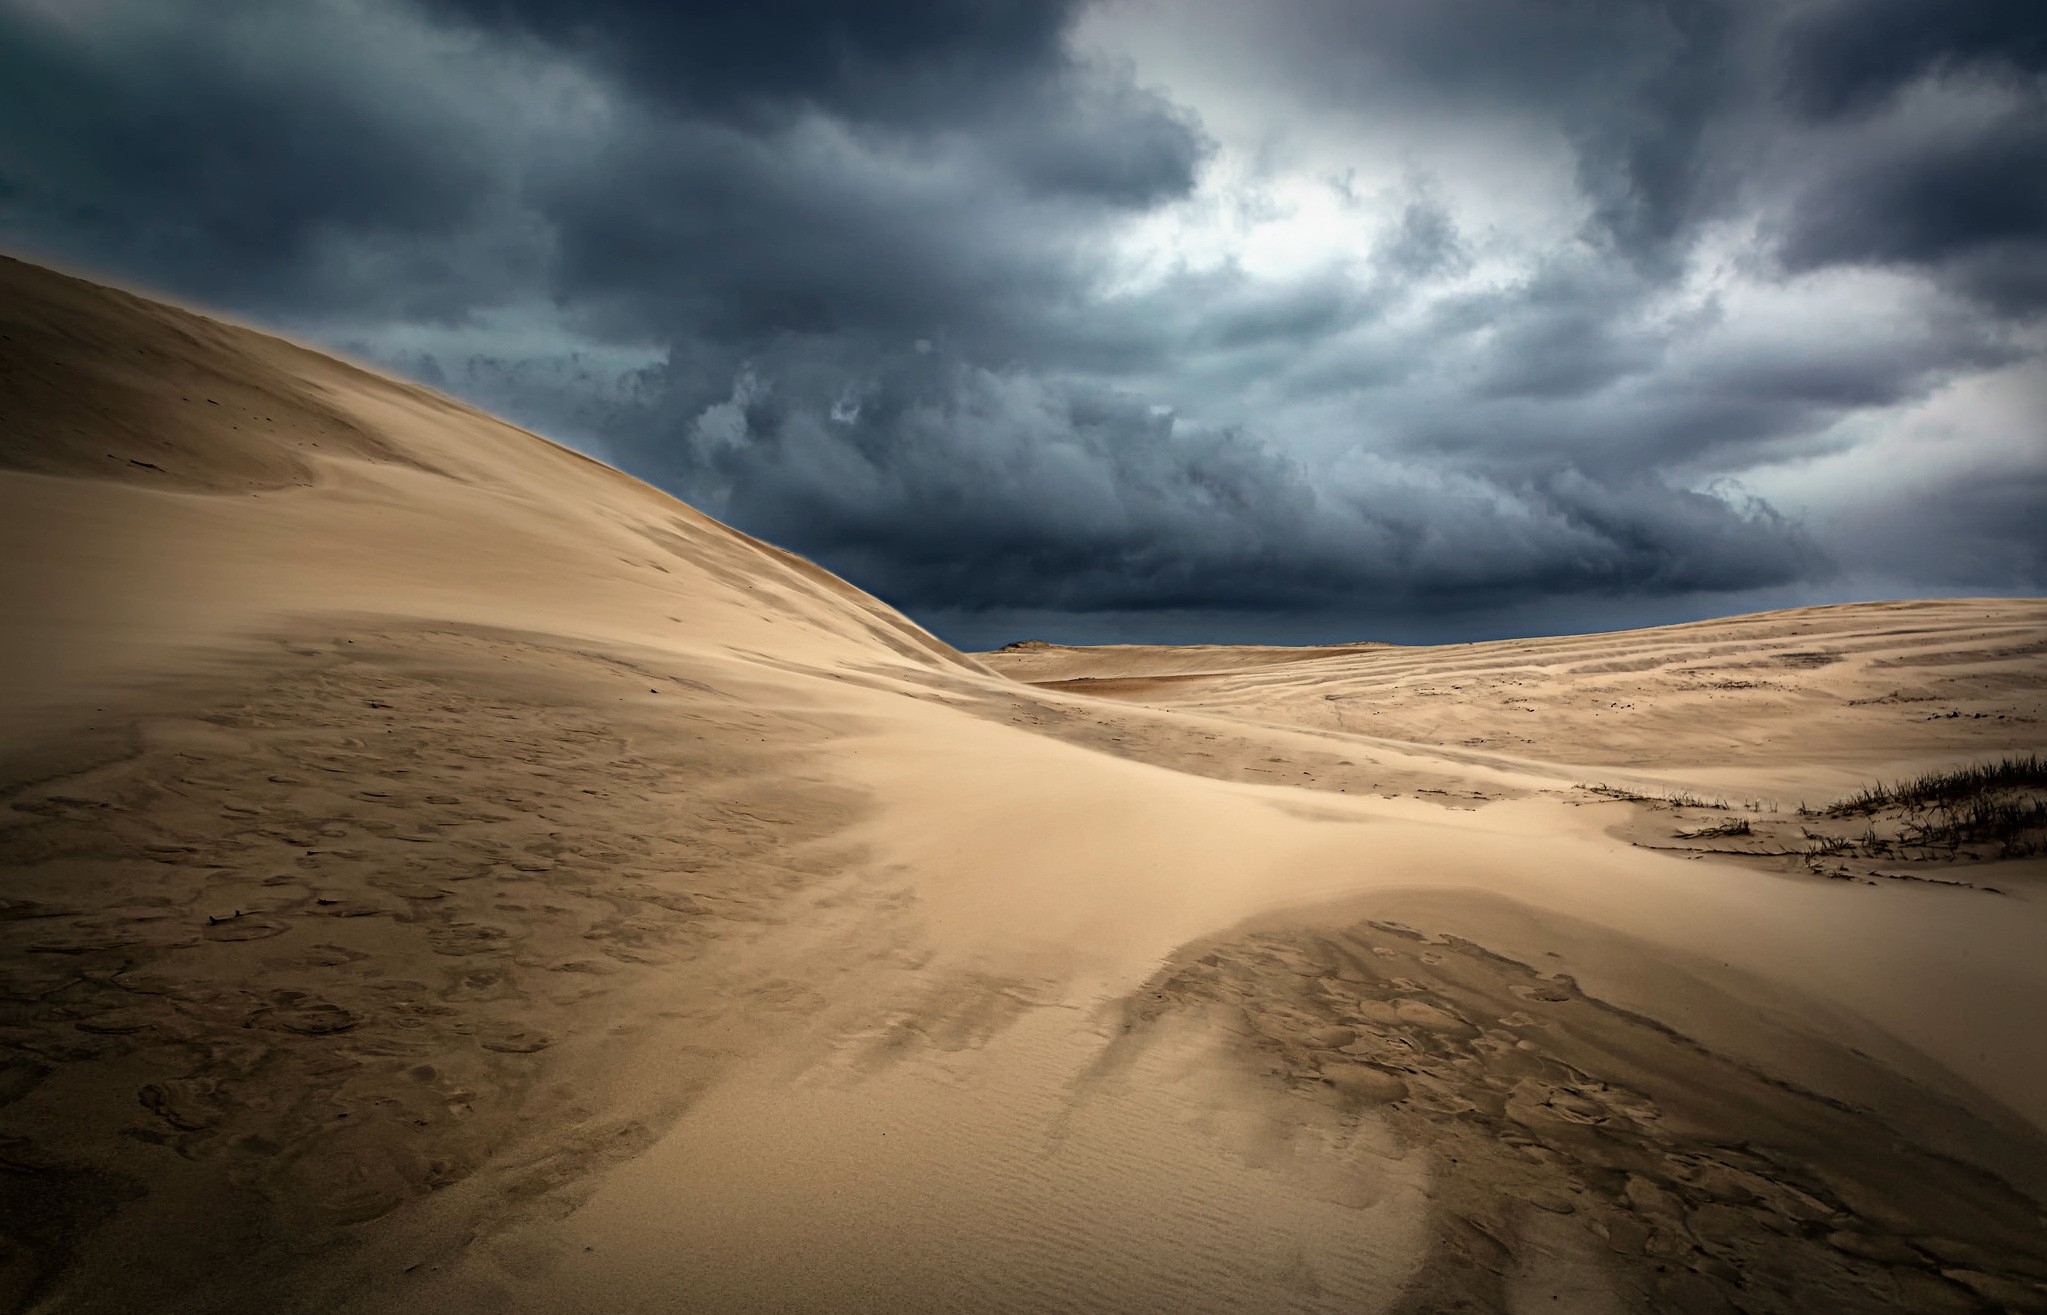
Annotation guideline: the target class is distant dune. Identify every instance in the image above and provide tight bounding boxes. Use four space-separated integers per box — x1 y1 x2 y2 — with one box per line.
4 254 2046 1314
980 606 2047 798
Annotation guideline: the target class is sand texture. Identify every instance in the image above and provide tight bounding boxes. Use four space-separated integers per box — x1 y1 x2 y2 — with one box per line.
4 255 2047 1312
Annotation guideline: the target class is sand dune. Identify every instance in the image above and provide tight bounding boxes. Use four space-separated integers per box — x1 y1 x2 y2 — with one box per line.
3 255 2046 1313
983 604 2047 797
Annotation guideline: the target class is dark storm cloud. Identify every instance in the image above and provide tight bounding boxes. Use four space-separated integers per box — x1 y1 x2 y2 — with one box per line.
1778 107 2047 311
634 343 1824 619
417 0 1080 124
1463 260 1667 401
1205 0 2047 307
420 0 1206 208
0 5 500 314
0 0 1203 324
1811 361 2047 598
537 112 1133 353
1376 196 1470 282
1774 0 2047 312
0 0 2038 641
1187 0 1749 262
1779 0 2047 119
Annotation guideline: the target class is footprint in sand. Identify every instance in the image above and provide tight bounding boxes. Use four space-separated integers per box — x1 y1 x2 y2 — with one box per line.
138 1078 225 1131
478 1029 551 1054
270 1127 426 1226
370 881 448 901
293 944 371 968
1318 1062 1409 1103
0 1060 50 1108
204 915 289 942
257 995 358 1035
0 899 79 922
440 969 520 1002
72 1009 159 1036
427 922 511 956
1392 999 1473 1034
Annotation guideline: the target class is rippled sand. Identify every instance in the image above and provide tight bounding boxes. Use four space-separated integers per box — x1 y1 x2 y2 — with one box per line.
4 255 2045 1313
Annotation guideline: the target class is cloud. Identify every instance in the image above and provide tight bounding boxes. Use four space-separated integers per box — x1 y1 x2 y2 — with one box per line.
0 0 2038 643
1771 0 2047 314
415 0 1084 125
420 0 1211 209
1778 0 2047 120
646 346 1826 619
1751 358 2047 596
0 2 537 316
1776 98 2047 312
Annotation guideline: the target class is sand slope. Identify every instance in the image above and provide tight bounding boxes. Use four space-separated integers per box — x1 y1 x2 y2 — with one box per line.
983 603 2047 797
4 256 2047 1313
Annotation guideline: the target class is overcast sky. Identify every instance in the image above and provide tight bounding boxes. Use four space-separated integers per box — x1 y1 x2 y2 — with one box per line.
3 0 2042 646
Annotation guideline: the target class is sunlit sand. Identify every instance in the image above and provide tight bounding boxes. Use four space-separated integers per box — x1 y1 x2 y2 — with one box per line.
4 256 2044 1313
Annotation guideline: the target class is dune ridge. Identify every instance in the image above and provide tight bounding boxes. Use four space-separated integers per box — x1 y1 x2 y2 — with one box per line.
3 256 2046 1313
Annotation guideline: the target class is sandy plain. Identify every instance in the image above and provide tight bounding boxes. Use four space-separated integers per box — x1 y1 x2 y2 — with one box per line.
2 254 2045 1313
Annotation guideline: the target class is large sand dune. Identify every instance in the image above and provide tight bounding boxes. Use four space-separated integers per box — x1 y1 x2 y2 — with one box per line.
4 255 2046 1313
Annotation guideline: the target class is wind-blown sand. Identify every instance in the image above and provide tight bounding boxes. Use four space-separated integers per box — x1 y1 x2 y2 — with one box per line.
3 254 2046 1313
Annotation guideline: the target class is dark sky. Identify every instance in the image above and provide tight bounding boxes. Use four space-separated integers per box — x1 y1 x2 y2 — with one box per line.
4 0 2043 647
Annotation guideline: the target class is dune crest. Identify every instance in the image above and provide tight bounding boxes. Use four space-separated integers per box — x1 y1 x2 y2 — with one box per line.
3 257 2045 1313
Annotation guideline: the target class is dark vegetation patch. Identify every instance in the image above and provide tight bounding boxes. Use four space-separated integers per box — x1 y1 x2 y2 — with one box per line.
1818 754 2047 860
1583 755 2046 883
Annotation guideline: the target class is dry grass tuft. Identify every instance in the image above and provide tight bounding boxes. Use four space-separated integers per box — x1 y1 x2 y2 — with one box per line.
1820 755 2046 859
